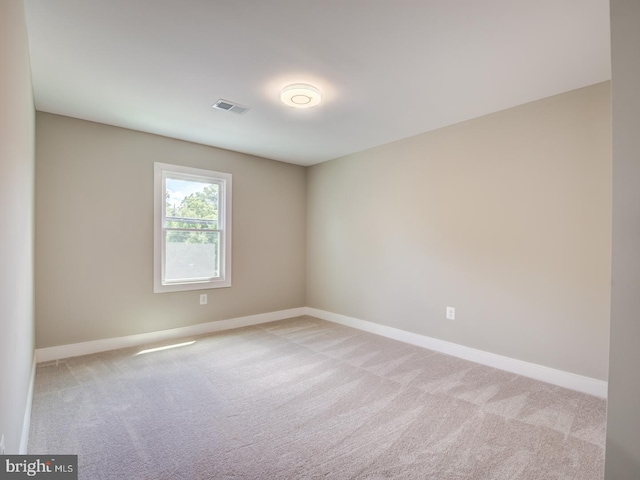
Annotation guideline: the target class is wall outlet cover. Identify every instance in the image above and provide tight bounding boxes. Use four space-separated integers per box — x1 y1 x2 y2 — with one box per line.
446 306 456 320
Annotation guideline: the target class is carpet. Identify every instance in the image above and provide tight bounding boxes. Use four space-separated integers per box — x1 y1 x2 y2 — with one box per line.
28 316 606 479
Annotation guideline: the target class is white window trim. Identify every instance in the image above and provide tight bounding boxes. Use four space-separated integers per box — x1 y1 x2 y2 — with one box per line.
154 162 232 293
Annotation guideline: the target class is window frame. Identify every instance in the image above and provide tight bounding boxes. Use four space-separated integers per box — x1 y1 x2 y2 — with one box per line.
154 162 232 293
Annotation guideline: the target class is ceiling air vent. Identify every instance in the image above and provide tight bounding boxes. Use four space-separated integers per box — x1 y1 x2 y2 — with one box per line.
212 99 250 115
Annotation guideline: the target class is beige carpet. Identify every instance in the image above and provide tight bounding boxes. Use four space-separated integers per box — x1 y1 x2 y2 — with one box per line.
28 316 606 479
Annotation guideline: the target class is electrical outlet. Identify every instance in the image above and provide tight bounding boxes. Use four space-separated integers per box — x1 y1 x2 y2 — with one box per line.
199 294 207 305
0 434 5 455
446 306 456 320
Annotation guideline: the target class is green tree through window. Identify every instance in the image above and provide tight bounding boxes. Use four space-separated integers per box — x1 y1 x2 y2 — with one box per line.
166 184 219 244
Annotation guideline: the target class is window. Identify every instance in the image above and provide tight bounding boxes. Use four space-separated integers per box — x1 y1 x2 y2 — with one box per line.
154 163 232 293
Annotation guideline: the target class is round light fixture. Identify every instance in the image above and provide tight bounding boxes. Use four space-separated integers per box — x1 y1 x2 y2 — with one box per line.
280 84 321 108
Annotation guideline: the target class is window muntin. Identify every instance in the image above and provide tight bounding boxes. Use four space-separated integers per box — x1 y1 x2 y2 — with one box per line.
154 163 231 292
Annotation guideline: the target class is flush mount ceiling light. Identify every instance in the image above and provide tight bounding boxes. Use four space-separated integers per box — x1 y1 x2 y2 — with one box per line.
280 84 321 108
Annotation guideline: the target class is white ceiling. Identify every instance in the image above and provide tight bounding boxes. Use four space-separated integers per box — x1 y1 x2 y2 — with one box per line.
23 0 611 166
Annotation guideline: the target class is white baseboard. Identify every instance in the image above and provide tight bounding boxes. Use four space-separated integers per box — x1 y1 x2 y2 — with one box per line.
33 305 607 398
35 307 307 363
304 307 608 399
20 353 36 454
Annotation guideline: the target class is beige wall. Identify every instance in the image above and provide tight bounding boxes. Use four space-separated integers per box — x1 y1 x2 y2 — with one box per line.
0 0 35 454
606 0 640 477
307 82 611 380
35 113 306 348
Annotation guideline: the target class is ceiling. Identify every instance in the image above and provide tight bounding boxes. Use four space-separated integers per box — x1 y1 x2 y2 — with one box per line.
23 0 611 166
